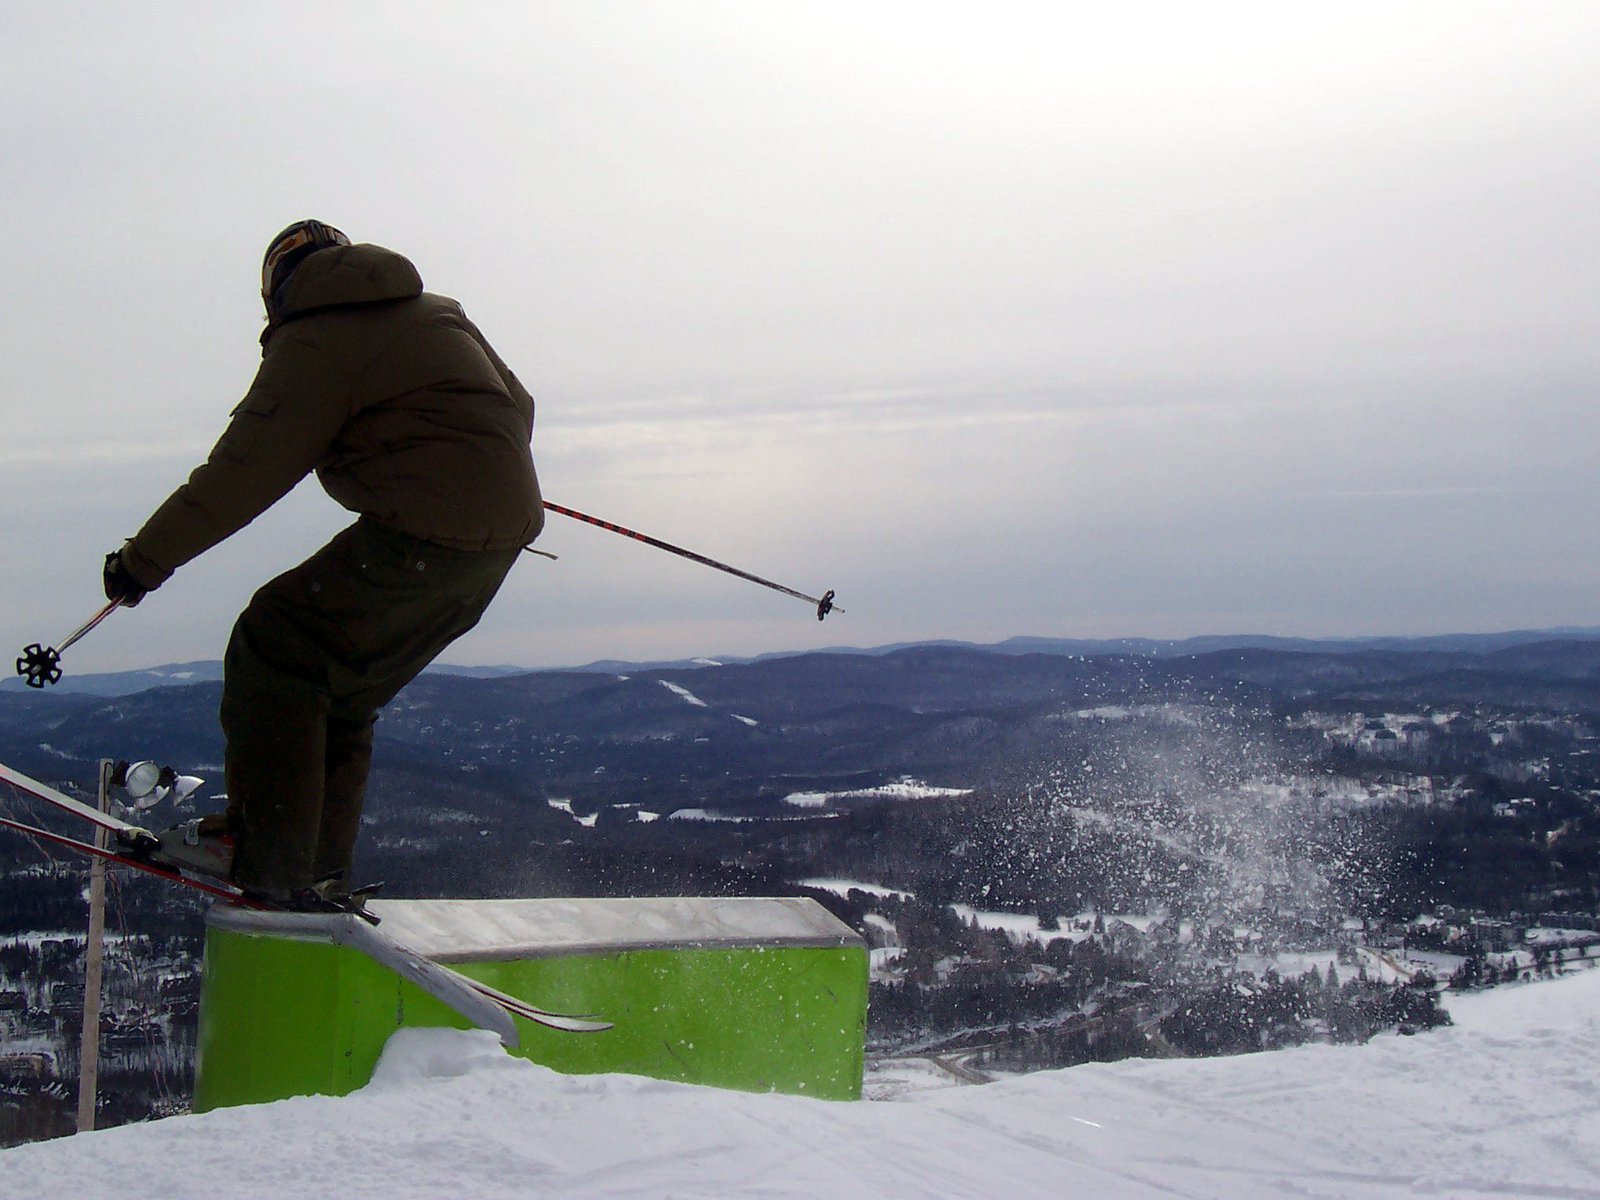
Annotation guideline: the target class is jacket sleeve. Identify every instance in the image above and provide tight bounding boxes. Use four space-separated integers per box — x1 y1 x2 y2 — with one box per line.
122 329 352 589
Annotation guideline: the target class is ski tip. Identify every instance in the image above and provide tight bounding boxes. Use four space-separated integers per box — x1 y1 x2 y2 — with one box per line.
463 979 613 1033
527 1014 614 1034
502 1002 613 1033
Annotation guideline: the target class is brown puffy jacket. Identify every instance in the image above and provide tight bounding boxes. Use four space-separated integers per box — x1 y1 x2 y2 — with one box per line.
123 243 543 589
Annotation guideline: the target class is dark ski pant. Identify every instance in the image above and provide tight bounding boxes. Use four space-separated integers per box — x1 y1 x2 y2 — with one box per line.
220 517 519 896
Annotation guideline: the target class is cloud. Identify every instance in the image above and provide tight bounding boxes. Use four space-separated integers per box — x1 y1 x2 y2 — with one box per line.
3 5 1599 669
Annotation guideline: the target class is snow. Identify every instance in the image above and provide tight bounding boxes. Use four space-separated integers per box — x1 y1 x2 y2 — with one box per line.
657 679 708 707
1232 947 1415 987
544 798 596 828
947 905 1181 947
950 903 1081 945
869 946 906 975
799 877 915 901
1074 705 1133 720
862 913 898 942
4 972 1600 1198
781 778 972 807
783 791 830 808
667 808 754 823
670 808 838 823
603 803 663 825
1526 926 1600 947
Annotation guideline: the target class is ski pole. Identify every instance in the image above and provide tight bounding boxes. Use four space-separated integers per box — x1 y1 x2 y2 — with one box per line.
16 599 122 689
533 502 840 621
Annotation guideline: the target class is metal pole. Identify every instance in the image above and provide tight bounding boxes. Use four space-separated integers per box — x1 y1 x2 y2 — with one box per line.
538 502 840 620
56 600 124 657
76 759 112 1133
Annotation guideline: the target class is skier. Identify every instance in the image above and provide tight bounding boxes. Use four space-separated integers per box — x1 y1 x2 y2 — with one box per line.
101 220 543 907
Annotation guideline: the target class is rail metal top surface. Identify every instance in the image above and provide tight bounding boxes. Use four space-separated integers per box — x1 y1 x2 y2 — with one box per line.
209 896 865 961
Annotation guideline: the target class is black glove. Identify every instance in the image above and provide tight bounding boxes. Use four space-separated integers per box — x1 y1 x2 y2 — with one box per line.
103 549 148 608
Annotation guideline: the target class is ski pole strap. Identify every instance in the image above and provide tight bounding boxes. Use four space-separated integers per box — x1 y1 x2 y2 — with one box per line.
538 502 840 620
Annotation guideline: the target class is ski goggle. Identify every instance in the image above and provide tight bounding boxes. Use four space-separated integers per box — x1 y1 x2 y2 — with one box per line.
261 221 351 298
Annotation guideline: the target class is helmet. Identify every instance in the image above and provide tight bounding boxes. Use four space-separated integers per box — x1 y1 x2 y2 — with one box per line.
261 219 351 305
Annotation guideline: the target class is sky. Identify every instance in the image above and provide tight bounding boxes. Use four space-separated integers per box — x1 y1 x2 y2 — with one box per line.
3 2 1598 672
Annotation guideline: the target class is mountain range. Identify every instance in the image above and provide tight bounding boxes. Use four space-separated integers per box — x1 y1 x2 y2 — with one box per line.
6 626 1600 697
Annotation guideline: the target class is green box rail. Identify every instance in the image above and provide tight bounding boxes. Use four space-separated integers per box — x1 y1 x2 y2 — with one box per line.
195 897 868 1110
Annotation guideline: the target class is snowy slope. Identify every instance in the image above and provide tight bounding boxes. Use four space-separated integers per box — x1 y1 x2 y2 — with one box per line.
3 972 1598 1200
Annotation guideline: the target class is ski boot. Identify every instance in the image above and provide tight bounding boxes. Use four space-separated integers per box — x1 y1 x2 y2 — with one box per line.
309 873 385 923
145 815 236 882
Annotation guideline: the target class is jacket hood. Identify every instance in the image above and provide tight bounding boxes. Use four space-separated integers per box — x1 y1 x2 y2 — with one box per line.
269 243 424 325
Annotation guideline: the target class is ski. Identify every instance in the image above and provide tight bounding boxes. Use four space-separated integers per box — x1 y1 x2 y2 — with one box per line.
322 916 610 1036
1 765 611 1038
0 760 156 846
0 812 257 905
